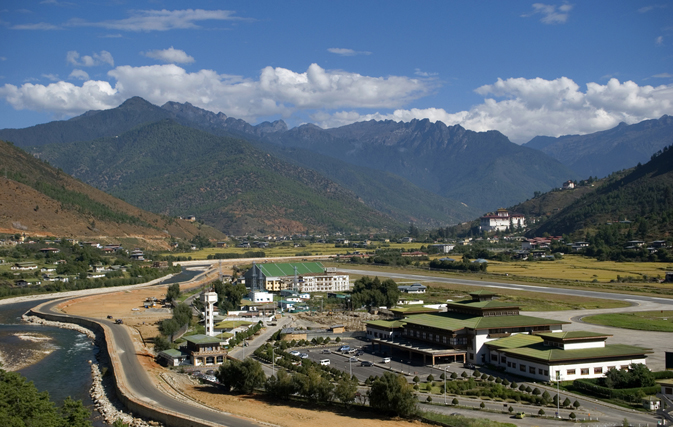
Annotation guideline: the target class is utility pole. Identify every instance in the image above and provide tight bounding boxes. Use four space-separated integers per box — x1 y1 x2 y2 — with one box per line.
272 346 275 377
556 370 560 418
444 365 447 405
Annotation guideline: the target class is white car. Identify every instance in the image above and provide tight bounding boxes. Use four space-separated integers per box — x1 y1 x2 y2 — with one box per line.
349 357 358 362
289 350 300 356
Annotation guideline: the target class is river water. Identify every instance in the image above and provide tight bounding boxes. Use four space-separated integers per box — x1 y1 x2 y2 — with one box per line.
0 267 200 426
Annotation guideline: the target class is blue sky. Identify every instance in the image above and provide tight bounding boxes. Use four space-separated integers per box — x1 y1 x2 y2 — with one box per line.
1 1 672 143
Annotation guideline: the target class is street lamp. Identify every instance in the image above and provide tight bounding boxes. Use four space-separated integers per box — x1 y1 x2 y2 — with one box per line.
272 346 275 377
556 370 561 418
444 365 447 405
349 357 352 378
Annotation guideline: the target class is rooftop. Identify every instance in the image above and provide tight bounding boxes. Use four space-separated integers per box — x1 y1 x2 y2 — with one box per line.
403 312 567 331
183 334 223 345
256 262 325 277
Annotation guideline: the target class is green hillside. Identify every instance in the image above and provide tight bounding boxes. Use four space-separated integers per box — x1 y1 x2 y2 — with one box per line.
528 145 673 240
31 120 402 234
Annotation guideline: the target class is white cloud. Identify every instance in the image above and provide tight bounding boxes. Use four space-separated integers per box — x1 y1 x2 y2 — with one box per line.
69 69 89 80
67 9 246 32
523 2 573 24
42 73 59 81
652 73 673 78
312 77 673 144
656 36 664 45
0 57 6 61
66 50 114 67
143 47 195 64
327 48 371 56
0 63 432 123
639 4 667 13
11 22 60 30
100 33 123 38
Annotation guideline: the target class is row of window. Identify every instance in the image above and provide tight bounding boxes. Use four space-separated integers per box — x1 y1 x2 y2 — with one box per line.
565 366 624 376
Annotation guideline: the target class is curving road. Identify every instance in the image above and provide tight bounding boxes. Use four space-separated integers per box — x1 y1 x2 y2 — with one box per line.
35 299 262 427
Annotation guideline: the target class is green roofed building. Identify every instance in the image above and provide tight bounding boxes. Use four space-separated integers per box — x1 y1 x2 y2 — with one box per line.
367 291 569 366
244 262 349 293
485 331 652 382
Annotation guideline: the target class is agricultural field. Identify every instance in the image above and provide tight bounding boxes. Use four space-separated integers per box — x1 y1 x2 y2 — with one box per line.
171 242 426 260
486 255 672 283
581 311 673 332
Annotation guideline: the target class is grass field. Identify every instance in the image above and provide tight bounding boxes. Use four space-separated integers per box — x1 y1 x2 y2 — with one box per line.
581 311 673 332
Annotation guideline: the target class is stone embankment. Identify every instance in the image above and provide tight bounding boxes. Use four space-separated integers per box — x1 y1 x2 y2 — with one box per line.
22 314 161 427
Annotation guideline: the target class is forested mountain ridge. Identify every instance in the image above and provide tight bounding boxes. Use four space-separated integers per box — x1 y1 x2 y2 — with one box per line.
264 118 578 212
30 120 401 234
0 139 221 246
524 115 673 179
527 144 673 239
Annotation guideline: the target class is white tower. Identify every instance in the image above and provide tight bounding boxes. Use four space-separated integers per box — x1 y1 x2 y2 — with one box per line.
201 291 218 337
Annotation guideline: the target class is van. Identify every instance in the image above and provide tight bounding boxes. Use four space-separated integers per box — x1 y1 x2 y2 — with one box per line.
320 359 330 366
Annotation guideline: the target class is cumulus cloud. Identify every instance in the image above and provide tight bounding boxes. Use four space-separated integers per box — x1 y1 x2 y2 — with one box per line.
523 2 573 24
67 9 245 32
312 77 673 143
142 47 195 64
66 50 114 67
327 48 371 56
0 63 432 123
69 69 89 80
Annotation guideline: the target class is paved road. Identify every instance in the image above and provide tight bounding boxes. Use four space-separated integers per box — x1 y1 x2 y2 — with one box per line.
35 299 263 427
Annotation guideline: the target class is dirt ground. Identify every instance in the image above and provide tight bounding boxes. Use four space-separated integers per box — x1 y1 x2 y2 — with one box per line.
58 281 432 427
176 377 432 427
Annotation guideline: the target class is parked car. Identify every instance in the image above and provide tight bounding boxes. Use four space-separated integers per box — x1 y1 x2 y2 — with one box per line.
381 357 391 363
515 412 525 419
360 361 373 367
338 345 350 352
463 362 475 369
299 353 309 359
349 357 358 362
289 350 301 356
355 350 364 356
320 359 330 366
321 349 331 354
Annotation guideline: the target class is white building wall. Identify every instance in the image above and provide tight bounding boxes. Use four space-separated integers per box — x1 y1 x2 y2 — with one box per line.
298 274 350 293
249 291 273 303
563 341 605 350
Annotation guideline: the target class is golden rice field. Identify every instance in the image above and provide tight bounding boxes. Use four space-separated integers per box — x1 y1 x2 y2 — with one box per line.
486 255 672 283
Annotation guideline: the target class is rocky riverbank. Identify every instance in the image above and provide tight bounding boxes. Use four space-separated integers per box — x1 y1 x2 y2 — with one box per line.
22 314 161 427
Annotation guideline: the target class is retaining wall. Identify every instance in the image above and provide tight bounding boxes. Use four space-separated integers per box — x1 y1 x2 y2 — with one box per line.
28 304 221 427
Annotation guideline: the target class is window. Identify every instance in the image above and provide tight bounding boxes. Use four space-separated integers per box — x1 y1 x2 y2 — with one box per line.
666 387 672 395
544 370 548 376
501 356 507 363
594 367 603 374
529 366 535 374
538 368 543 375
520 364 526 372
507 361 512 367
581 368 589 375
469 353 474 360
566 369 576 375
491 354 498 361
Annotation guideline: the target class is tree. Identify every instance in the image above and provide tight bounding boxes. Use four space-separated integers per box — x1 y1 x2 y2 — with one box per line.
427 374 434 382
294 367 334 403
426 396 432 403
0 367 93 427
166 283 180 303
508 406 514 414
334 378 357 407
510 381 517 389
573 400 580 409
413 375 420 384
562 397 572 408
439 373 445 380
265 369 297 399
368 373 418 418
158 318 180 341
532 387 541 396
542 390 551 404
479 401 485 409
569 412 576 420
216 358 266 394
538 409 545 416
461 371 468 379
153 334 171 352
452 397 459 406
450 372 458 380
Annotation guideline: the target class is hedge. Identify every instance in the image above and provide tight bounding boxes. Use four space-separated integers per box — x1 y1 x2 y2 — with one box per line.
573 379 659 400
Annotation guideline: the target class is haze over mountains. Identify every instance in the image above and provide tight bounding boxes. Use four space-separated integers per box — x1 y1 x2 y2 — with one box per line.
1 97 670 235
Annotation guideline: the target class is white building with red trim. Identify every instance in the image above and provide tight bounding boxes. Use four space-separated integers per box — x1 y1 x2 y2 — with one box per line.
479 209 526 232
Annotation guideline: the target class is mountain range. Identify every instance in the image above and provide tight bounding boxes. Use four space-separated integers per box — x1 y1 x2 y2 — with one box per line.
0 139 224 247
1 97 670 235
524 115 673 179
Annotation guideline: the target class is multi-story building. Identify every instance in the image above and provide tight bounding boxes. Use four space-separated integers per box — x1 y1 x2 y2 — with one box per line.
479 208 525 232
244 262 349 293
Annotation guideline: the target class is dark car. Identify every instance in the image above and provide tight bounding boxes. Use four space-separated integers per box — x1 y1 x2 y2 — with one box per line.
463 363 475 369
360 361 373 367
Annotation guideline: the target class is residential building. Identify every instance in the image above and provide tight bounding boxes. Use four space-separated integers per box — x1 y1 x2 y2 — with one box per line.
11 262 38 270
562 180 575 190
398 283 427 294
183 334 227 366
479 209 525 232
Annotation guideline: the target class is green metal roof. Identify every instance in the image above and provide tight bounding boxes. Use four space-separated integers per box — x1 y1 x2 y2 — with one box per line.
446 300 519 309
366 320 407 328
257 262 325 277
403 312 567 331
214 320 253 329
535 331 612 341
183 334 223 345
499 343 653 363
484 334 543 349
159 348 185 357
469 290 497 296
